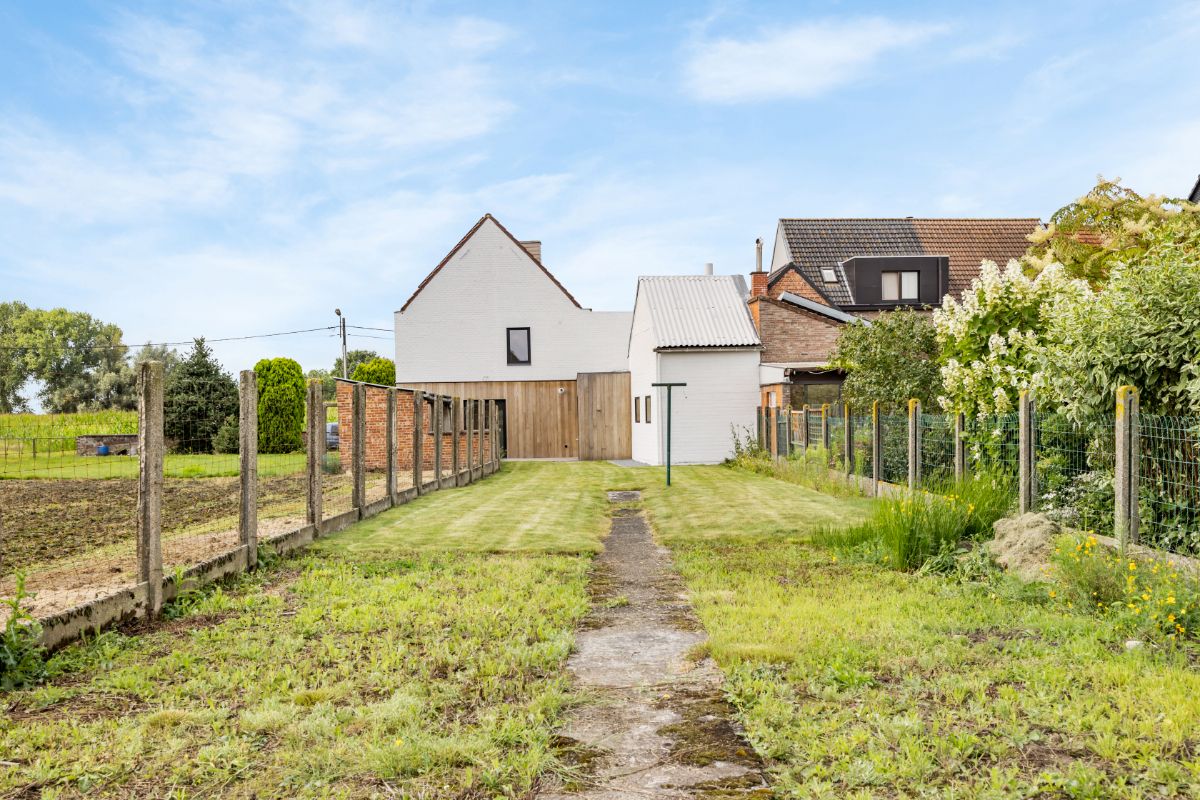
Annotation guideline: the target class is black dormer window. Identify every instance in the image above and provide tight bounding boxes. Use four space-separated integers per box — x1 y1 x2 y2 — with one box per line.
881 270 919 301
507 327 531 365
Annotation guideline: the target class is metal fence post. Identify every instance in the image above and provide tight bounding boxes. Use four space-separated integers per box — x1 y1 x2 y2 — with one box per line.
306 380 322 528
386 388 397 503
953 411 966 483
907 399 920 491
843 402 854 477
137 361 164 617
412 391 423 495
1115 386 1141 549
352 383 366 511
239 370 258 569
871 401 882 496
1019 390 1034 514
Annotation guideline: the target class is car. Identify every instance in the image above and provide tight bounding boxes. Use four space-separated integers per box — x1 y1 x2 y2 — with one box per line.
325 422 339 451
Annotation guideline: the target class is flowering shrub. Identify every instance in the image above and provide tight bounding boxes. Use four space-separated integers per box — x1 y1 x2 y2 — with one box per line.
1050 533 1200 642
934 260 1092 419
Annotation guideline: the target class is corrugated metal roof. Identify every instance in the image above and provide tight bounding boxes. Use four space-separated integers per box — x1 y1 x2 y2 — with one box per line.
638 275 762 349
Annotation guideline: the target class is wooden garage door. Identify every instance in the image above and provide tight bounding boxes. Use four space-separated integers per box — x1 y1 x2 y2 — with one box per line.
576 371 632 461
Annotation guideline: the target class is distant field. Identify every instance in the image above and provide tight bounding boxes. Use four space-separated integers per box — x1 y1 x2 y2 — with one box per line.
0 452 311 479
0 410 138 453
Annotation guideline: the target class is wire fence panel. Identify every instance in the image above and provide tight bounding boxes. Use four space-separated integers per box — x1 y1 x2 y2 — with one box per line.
806 412 821 449
919 413 955 488
879 414 908 485
1034 411 1114 537
0 411 142 622
851 414 873 477
1138 415 1200 555
828 412 845 467
966 413 1020 477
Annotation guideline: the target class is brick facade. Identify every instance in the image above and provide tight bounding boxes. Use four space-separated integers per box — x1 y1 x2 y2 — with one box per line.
334 380 494 474
749 296 845 365
767 269 829 303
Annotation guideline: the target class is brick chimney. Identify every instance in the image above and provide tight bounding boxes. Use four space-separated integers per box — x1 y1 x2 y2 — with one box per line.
520 240 542 261
750 237 767 297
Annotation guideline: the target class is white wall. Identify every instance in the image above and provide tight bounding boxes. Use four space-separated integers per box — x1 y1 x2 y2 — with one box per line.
654 349 761 465
395 218 632 382
628 289 662 465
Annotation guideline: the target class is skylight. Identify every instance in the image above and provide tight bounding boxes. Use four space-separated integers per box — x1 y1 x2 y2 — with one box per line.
820 267 838 283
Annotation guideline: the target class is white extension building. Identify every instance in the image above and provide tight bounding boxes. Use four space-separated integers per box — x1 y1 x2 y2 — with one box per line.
628 274 763 466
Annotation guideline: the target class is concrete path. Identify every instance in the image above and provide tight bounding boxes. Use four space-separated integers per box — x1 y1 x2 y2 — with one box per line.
541 491 767 800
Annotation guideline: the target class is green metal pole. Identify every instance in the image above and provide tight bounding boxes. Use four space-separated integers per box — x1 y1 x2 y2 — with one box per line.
666 386 673 486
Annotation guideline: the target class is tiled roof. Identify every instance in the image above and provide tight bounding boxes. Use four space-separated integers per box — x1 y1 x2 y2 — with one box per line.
638 275 762 349
771 217 1040 302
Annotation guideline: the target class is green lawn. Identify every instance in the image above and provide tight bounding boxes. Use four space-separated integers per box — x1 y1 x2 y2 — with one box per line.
0 462 642 799
644 466 1200 799
331 461 645 556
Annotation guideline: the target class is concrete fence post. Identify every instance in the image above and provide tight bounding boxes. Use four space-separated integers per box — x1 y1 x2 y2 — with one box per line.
306 380 323 528
907 399 920 491
433 394 444 488
843 402 854 477
467 400 476 481
492 401 500 466
1019 390 1034 514
755 407 764 450
871 401 882 497
1115 385 1141 549
953 411 966 483
352 383 366 511
475 399 483 476
451 397 461 483
239 370 258 569
820 404 831 464
412 391 423 495
386 388 397 503
800 406 809 452
780 405 791 458
136 360 164 617
484 399 494 471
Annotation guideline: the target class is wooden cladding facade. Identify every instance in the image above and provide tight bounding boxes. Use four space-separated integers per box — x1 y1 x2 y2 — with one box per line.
577 371 633 461
399 373 631 460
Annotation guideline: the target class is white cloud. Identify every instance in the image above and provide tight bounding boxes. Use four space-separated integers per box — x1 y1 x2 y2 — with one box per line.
683 17 947 103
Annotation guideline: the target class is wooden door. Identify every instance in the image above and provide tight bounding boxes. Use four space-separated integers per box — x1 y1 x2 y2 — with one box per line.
576 371 632 461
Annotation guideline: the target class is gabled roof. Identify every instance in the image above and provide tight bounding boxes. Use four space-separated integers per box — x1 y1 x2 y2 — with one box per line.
399 214 581 313
1189 175 1200 204
771 217 1040 302
636 275 761 350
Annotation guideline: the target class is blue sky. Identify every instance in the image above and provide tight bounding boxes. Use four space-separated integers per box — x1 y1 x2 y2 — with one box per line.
2 0 1198 375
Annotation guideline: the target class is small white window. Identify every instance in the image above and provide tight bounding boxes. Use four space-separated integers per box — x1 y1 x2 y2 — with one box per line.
882 271 920 301
820 267 838 283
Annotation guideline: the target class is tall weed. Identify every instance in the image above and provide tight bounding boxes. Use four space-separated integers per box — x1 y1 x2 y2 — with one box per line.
1 573 46 691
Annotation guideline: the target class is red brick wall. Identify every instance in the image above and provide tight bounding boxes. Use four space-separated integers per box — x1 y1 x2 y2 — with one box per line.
335 380 494 474
756 297 845 365
769 269 828 303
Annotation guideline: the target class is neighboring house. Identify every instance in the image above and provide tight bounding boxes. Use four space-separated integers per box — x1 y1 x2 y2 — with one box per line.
629 274 762 465
395 214 633 460
752 217 1040 409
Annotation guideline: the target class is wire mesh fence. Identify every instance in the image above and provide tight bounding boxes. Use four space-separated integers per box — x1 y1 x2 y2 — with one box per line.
851 414 873 477
918 413 955 489
827 410 845 468
878 413 908 485
806 410 821 449
1138 415 1200 554
1034 412 1114 537
966 413 1020 477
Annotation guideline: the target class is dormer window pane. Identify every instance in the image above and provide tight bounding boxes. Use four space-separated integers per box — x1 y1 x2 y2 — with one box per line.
882 271 920 301
901 271 919 299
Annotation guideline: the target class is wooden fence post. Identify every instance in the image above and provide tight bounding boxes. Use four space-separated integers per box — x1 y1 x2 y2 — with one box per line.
907 398 920 491
352 383 366 512
412 391 423 495
386 388 397 503
1018 390 1034 514
843 402 854 477
137 360 164 617
1115 386 1141 549
306 380 322 528
871 401 882 497
239 370 258 569
953 411 966 483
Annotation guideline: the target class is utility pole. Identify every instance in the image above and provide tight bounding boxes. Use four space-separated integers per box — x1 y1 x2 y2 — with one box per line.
335 308 348 378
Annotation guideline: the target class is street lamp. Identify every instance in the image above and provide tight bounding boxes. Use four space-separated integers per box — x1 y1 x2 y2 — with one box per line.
335 309 348 378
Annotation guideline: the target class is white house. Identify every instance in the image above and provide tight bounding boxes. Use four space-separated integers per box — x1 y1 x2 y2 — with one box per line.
395 214 634 459
628 274 763 466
